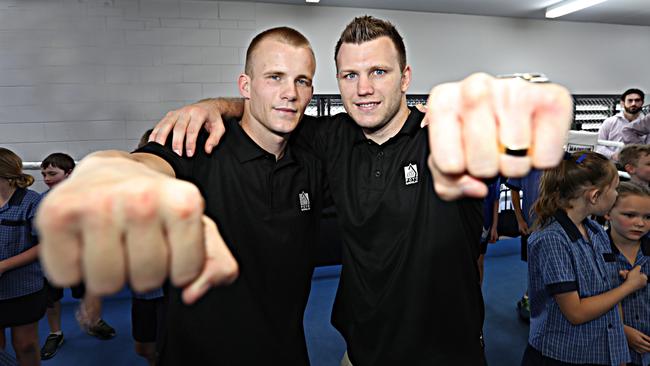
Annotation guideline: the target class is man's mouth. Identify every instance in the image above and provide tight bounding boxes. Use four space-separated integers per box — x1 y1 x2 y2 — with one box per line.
274 107 297 113
355 101 380 110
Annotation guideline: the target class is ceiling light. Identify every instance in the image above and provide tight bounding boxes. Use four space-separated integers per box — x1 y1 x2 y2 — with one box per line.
545 0 608 18
306 0 320 3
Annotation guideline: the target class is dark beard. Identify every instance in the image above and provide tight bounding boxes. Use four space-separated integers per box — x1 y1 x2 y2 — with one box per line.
625 106 641 115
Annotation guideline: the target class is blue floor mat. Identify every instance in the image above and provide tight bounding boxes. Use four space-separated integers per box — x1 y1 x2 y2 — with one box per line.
4 238 529 365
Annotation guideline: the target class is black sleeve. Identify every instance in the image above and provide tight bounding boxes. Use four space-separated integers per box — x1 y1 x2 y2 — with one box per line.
134 133 197 181
546 281 579 295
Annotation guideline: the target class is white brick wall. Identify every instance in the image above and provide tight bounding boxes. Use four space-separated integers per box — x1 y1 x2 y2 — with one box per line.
0 0 252 190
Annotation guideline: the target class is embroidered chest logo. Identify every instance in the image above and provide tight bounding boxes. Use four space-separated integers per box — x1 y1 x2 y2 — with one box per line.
404 163 418 185
299 191 311 212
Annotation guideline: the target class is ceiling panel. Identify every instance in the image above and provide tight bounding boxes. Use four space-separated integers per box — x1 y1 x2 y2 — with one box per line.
237 0 650 26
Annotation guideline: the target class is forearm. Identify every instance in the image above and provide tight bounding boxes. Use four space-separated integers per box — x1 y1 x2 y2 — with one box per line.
197 98 244 120
556 284 635 325
0 245 39 272
510 190 524 220
491 200 499 228
81 151 174 177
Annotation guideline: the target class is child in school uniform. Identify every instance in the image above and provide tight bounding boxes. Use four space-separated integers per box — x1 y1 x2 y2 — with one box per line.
606 182 650 366
619 144 650 188
0 148 45 365
39 153 75 360
507 169 544 322
478 177 501 284
523 151 648 366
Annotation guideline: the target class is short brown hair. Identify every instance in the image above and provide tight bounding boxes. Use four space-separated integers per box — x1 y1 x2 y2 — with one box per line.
244 27 314 76
616 181 650 201
334 16 406 71
41 152 75 173
619 144 650 169
0 147 34 188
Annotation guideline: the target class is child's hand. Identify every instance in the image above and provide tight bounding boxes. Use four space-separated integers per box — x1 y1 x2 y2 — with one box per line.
624 325 650 354
623 266 648 291
517 218 530 235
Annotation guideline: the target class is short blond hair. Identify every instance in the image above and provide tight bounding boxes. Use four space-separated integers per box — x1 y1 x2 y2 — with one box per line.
244 27 315 76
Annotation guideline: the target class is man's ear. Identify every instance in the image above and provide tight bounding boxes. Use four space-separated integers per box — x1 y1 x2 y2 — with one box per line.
400 65 412 93
238 73 251 99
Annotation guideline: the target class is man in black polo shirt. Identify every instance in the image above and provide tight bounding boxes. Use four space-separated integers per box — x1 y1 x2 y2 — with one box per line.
148 16 573 365
37 27 326 365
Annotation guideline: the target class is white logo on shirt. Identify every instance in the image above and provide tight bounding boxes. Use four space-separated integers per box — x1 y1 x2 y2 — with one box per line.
404 163 418 185
299 191 311 211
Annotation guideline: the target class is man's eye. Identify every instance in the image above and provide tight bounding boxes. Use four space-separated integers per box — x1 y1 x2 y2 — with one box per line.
343 73 357 80
297 79 311 86
373 69 386 76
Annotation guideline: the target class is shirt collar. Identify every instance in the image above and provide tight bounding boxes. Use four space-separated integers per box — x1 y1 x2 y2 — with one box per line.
1 188 26 212
616 112 644 123
353 106 424 145
641 235 650 256
553 210 598 243
226 118 296 166
607 229 621 254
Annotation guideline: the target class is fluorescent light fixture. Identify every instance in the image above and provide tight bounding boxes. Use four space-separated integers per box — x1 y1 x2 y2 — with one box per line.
306 0 320 3
545 0 608 18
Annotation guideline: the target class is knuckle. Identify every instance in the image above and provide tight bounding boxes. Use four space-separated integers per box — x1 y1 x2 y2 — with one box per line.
165 183 204 219
124 189 159 221
37 199 75 231
428 83 457 109
190 107 208 120
433 181 456 201
461 75 492 107
219 258 239 284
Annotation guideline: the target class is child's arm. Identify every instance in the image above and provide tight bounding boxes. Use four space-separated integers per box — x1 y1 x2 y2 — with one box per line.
554 266 647 325
489 199 499 243
0 244 39 277
509 189 529 235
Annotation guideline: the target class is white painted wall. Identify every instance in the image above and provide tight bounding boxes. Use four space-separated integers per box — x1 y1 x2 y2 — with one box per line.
0 0 648 191
254 3 650 94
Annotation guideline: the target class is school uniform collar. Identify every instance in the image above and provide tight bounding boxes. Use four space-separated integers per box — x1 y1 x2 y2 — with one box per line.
553 210 599 243
0 187 26 212
227 118 297 167
641 235 650 256
353 106 424 145
8 188 26 207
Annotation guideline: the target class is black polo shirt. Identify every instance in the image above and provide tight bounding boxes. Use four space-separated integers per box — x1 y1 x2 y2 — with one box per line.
138 119 325 366
294 107 485 365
